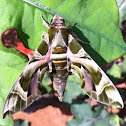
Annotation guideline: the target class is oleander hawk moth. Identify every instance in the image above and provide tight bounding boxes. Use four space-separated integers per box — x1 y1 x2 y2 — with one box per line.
2 14 124 118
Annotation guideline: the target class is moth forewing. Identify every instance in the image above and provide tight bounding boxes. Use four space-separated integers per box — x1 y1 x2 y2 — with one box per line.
2 34 50 119
68 34 124 108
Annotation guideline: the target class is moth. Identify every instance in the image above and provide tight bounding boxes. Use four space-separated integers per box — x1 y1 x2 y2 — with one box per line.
2 14 124 118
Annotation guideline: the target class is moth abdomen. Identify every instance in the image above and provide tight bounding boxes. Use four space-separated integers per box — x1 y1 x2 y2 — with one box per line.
49 57 69 101
51 69 69 102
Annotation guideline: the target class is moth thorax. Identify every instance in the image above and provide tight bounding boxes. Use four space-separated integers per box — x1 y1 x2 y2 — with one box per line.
51 31 67 54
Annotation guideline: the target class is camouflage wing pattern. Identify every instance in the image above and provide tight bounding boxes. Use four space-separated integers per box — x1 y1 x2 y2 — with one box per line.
68 34 123 108
2 37 50 118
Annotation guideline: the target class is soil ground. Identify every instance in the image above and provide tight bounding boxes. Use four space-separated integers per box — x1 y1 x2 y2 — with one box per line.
13 94 73 126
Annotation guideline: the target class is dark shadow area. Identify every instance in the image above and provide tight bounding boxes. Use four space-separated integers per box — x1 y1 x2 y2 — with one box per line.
121 73 126 83
14 119 31 126
119 104 126 119
23 93 72 116
17 28 30 49
22 92 92 116
106 74 121 85
121 20 126 43
14 16 31 49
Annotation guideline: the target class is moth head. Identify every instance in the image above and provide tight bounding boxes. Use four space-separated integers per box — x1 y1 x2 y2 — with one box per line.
50 15 65 26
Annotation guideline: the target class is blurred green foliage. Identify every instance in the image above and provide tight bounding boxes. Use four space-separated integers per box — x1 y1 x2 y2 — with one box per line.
14 119 29 126
67 103 120 126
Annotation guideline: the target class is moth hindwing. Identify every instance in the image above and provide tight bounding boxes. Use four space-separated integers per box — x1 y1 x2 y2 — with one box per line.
2 14 124 118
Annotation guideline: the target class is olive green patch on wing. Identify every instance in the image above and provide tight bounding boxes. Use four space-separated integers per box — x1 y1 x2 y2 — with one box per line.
48 27 57 44
68 34 82 54
60 28 69 44
37 40 48 56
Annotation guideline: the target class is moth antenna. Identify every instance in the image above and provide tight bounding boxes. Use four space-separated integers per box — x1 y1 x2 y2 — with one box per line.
70 32 92 45
40 13 50 28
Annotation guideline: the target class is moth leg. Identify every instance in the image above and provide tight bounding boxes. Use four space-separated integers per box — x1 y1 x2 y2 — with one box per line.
70 32 91 45
67 57 72 73
41 13 50 29
42 31 49 44
48 59 53 73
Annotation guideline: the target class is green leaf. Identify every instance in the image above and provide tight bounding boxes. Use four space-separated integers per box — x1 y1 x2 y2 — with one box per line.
41 76 53 94
22 0 126 65
67 102 120 126
63 75 85 105
14 119 28 126
120 118 126 126
107 63 121 83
